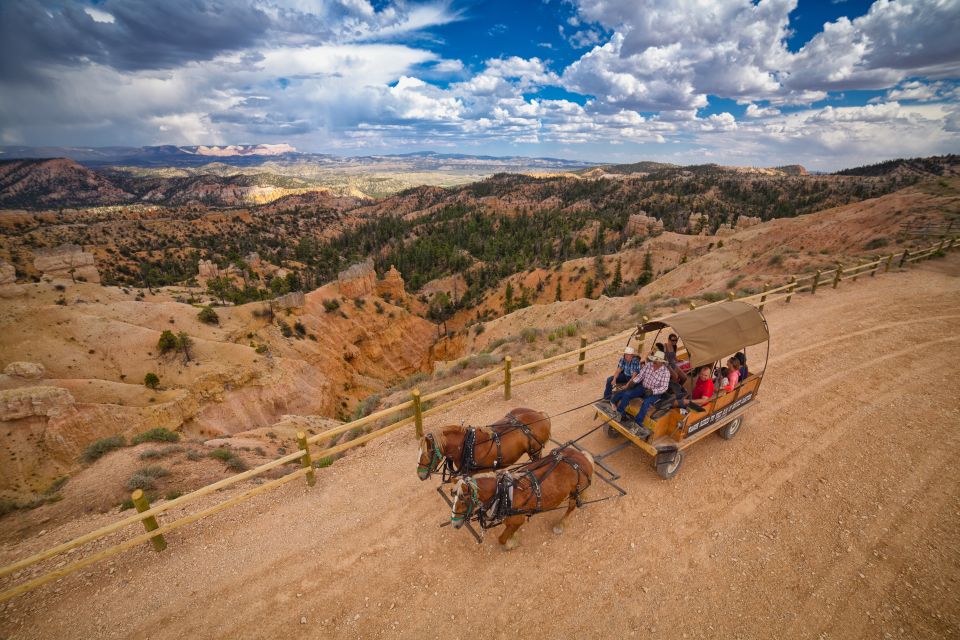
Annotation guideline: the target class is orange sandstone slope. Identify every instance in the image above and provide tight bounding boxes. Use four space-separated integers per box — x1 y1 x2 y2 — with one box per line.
0 273 436 503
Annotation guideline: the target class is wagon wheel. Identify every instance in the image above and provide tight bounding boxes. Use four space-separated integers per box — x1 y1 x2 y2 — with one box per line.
717 416 743 440
655 450 684 479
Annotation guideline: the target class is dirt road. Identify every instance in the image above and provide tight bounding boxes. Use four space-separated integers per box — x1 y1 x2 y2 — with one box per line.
2 256 959 639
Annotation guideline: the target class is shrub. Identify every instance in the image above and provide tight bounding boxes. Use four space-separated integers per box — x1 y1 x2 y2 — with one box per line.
294 321 306 336
198 306 219 325
630 303 647 318
520 328 540 343
474 324 485 335
353 394 382 419
322 298 340 312
186 450 203 461
82 435 126 463
255 344 268 354
768 254 783 266
565 324 577 337
209 448 235 461
864 237 889 250
44 476 69 495
143 372 160 389
140 445 183 460
139 465 170 478
165 491 183 501
353 297 366 308
225 457 248 472
374 301 384 314
126 466 168 491
157 330 178 353
702 291 725 303
278 320 293 338
314 456 335 468
0 499 17 517
132 428 180 445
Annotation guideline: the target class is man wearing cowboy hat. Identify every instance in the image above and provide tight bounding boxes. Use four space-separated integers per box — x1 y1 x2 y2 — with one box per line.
603 345 642 401
611 350 670 438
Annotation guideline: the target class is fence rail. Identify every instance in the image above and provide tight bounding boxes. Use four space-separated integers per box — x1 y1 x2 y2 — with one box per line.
0 235 956 604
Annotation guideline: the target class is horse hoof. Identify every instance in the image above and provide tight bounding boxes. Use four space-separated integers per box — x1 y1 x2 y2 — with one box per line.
503 538 519 551
552 525 564 535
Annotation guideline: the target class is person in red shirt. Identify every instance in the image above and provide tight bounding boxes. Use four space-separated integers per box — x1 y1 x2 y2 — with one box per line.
692 366 715 401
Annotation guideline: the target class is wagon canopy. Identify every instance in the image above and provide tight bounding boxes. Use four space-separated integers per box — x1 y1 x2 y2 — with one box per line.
640 301 769 369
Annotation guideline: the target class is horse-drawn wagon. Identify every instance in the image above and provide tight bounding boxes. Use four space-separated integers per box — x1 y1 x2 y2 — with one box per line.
593 301 769 479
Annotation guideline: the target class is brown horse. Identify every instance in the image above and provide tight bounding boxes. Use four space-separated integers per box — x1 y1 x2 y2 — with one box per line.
450 447 594 549
416 408 551 481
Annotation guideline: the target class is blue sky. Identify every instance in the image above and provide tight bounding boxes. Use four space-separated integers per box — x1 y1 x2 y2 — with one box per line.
0 0 958 170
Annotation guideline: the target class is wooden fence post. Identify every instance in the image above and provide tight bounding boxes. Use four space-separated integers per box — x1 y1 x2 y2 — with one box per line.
411 390 424 438
899 249 910 268
688 301 697 310
833 264 842 289
296 432 316 487
503 358 512 400
131 489 167 552
578 336 587 375
727 290 735 302
884 254 894 273
811 270 821 295
786 276 797 303
852 258 864 282
758 285 769 311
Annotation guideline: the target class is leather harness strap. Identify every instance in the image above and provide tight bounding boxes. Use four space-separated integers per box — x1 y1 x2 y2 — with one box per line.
505 412 545 456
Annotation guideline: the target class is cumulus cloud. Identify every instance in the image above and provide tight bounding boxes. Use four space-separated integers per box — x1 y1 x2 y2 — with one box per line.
0 0 957 168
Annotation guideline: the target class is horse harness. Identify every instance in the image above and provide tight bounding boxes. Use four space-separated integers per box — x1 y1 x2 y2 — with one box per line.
472 448 593 531
456 412 546 477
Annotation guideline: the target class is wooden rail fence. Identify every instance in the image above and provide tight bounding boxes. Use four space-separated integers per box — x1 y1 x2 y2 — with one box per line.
0 236 955 604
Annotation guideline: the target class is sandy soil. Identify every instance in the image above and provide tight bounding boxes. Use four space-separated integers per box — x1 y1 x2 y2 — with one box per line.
1 255 958 639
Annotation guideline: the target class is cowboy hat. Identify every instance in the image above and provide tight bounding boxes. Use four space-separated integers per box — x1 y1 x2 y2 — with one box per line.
623 346 635 355
649 350 666 363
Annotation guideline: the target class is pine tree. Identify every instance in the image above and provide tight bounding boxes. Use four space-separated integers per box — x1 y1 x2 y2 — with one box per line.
611 258 623 294
555 279 562 302
504 281 514 312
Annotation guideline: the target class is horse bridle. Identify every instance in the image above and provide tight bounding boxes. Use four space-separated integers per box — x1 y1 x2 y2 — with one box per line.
417 434 446 477
450 477 482 526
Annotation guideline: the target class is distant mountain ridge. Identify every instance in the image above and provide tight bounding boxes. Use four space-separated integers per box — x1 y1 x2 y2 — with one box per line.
0 145 598 171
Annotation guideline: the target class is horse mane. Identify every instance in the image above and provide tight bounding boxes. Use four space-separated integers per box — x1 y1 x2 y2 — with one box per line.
427 423 495 450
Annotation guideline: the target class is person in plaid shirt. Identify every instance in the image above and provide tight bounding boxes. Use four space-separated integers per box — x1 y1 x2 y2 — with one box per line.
603 346 642 400
611 350 670 437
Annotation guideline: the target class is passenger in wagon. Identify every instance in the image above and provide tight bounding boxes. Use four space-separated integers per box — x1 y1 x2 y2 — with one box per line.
663 333 679 366
725 357 741 391
611 351 670 436
692 366 715 401
603 346 641 400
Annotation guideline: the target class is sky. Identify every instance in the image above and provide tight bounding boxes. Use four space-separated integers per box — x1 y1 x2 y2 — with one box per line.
0 0 959 170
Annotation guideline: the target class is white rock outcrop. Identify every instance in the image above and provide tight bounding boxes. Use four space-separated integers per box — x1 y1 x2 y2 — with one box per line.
0 387 74 421
33 244 100 283
337 258 377 298
4 362 46 380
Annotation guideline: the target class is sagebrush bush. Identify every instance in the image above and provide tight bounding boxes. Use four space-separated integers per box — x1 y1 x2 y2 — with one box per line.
198 306 219 325
82 436 126 463
209 448 235 461
132 428 179 445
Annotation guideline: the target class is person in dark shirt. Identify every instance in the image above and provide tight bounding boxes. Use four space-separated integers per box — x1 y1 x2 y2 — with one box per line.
603 346 642 400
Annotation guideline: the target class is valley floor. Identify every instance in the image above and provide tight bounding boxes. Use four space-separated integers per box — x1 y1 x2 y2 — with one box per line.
1 255 959 639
